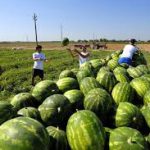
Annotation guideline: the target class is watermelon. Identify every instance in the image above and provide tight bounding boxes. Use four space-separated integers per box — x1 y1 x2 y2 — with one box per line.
0 101 15 125
107 59 118 70
0 117 49 150
17 107 41 121
71 68 79 75
132 52 147 66
113 66 127 75
32 80 59 103
109 127 147 150
114 73 130 83
141 106 150 128
115 102 144 129
97 66 110 74
46 126 69 150
136 65 149 74
112 82 134 104
66 110 106 150
11 92 36 110
96 71 117 93
38 94 71 126
141 74 150 82
76 69 94 83
57 77 79 93
84 88 113 123
130 77 150 100
127 66 145 78
143 90 150 105
90 59 105 73
64 89 84 110
59 69 76 79
80 77 101 95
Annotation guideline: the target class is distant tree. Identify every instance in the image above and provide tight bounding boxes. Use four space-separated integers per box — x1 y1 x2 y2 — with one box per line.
100 38 108 42
62 37 69 46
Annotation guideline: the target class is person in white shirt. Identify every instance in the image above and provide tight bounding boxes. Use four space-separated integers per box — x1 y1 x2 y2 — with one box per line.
118 39 139 65
32 45 47 86
67 46 90 67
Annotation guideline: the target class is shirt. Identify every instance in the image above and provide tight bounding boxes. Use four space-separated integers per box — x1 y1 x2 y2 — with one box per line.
33 52 46 70
120 44 138 59
79 52 89 66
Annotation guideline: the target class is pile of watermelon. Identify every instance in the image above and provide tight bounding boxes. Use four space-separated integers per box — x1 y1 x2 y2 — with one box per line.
0 50 150 150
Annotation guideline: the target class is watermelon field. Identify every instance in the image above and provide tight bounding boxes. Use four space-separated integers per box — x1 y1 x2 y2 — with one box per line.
0 47 150 149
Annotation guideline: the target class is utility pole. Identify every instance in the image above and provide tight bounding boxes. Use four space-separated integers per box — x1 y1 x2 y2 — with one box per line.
60 24 63 42
33 13 38 46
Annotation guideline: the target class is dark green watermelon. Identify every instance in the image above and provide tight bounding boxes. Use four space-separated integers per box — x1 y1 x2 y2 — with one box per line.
11 92 36 110
17 107 41 121
32 80 59 103
64 89 84 111
115 102 144 129
84 88 113 123
46 126 69 150
57 77 79 93
0 101 16 125
109 127 148 150
38 94 71 126
80 77 101 95
0 117 49 150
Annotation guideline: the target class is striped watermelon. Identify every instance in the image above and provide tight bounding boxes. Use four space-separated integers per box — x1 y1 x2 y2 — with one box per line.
130 77 150 100
76 69 94 83
0 117 49 150
114 73 130 83
11 92 36 111
80 77 101 95
136 65 149 74
84 88 113 122
96 71 117 93
38 94 71 126
66 110 106 150
46 126 69 150
80 62 94 73
141 106 150 128
57 77 79 93
97 66 110 74
90 59 105 73
144 90 150 106
141 74 150 82
127 66 147 78
113 66 127 75
115 102 144 129
17 107 41 121
107 59 119 70
112 82 134 104
32 80 59 103
0 101 15 125
71 68 79 75
109 127 147 150
127 67 142 78
59 69 76 79
64 89 84 111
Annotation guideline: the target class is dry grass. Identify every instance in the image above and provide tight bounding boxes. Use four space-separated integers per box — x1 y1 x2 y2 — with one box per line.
0 42 150 51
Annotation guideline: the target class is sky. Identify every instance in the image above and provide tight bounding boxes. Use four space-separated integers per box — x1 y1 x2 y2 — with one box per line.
0 0 150 41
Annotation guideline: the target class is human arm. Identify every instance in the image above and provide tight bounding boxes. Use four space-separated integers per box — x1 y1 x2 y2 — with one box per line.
74 49 90 58
66 48 78 57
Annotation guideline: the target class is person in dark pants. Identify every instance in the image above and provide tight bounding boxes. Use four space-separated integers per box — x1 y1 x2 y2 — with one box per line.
32 45 47 86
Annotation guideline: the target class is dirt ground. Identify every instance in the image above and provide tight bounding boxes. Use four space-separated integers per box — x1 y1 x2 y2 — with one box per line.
0 42 150 52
